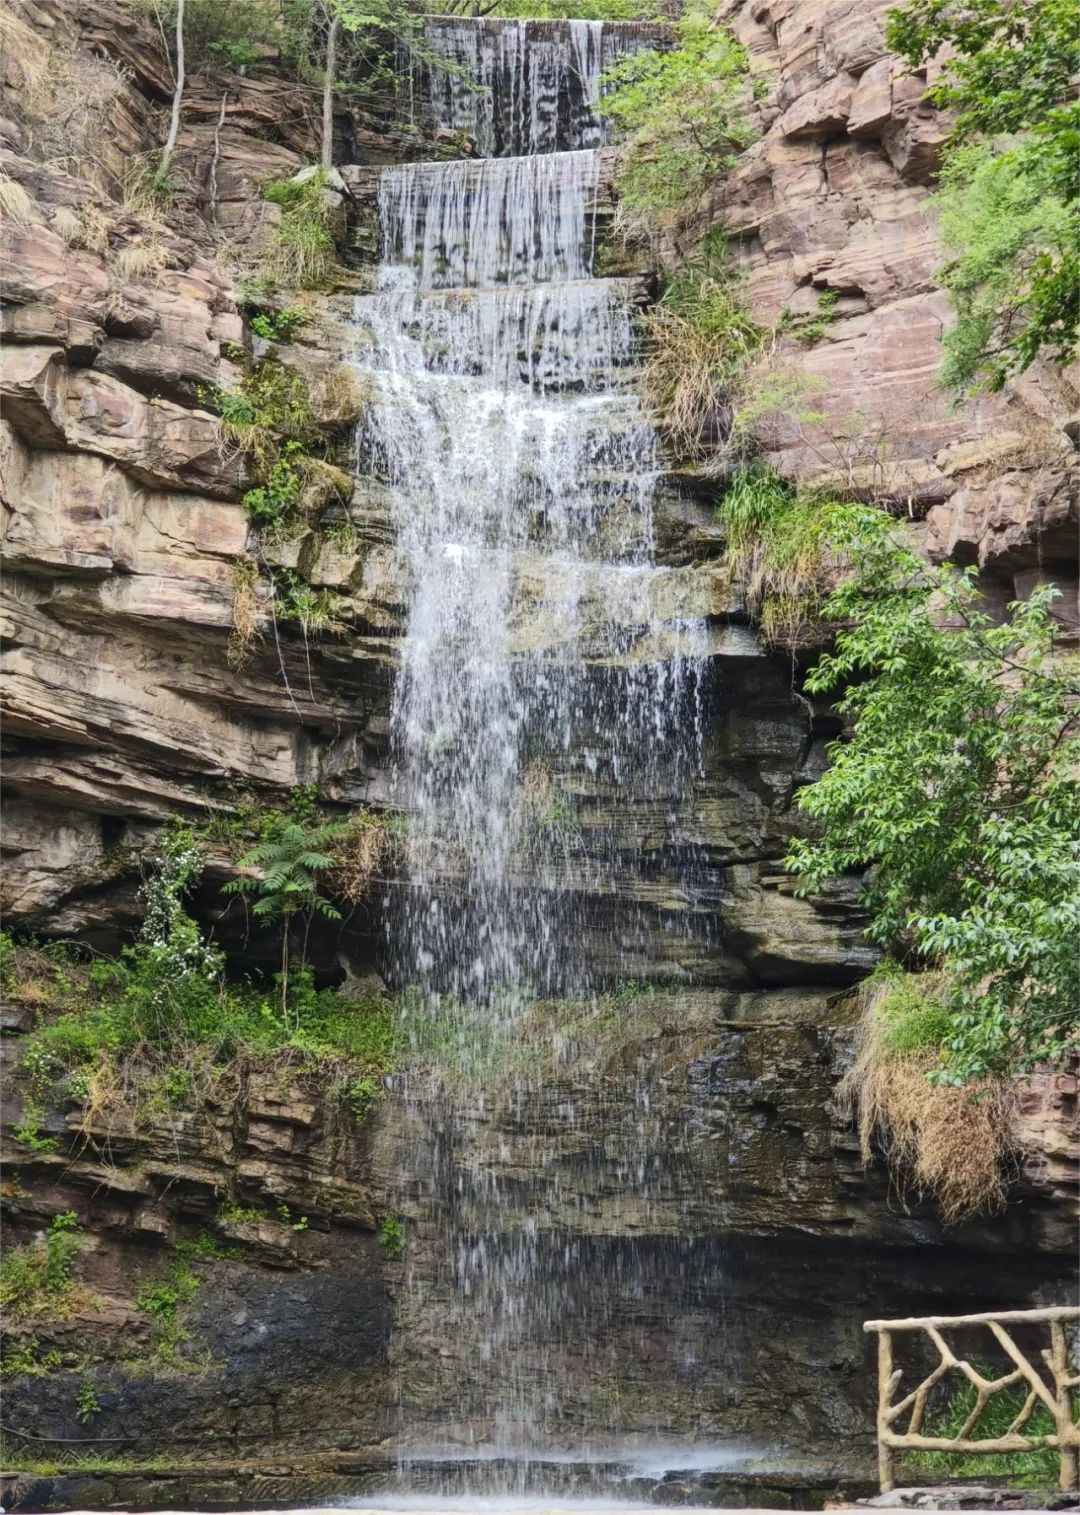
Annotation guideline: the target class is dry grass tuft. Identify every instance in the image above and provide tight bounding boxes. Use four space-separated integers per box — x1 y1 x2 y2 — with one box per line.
838 973 1014 1224
641 303 737 462
49 204 83 244
637 264 766 464
228 554 262 670
320 365 371 426
111 237 168 283
331 812 397 901
0 173 36 229
0 10 51 107
70 201 115 255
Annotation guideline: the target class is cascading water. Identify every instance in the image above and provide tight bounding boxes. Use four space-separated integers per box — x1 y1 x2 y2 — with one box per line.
350 16 720 1482
400 16 664 158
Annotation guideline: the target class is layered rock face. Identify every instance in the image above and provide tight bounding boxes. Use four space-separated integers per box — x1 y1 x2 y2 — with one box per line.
704 0 1078 605
1 0 1077 1495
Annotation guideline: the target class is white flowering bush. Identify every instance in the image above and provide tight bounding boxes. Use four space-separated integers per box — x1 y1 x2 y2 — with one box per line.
137 827 222 995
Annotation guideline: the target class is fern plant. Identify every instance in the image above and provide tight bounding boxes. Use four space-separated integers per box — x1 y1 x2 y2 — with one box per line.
224 817 347 1013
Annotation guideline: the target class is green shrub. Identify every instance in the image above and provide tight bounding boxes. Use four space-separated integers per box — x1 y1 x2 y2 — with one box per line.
207 359 316 475
714 467 841 644
0 1214 84 1323
249 306 306 343
242 456 304 528
602 13 754 236
378 1216 405 1256
785 506 1080 1083
887 0 1078 390
135 0 277 71
934 139 1076 392
74 1376 101 1425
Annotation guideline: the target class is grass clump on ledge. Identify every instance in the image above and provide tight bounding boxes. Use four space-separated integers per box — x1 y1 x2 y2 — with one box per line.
5 822 399 1141
713 466 841 646
640 238 765 462
262 170 339 290
838 966 1012 1223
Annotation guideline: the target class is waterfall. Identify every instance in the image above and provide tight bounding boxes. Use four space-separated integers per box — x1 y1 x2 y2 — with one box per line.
401 17 662 158
350 14 712 1469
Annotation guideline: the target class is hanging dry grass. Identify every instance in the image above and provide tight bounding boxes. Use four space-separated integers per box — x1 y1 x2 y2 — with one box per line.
331 812 397 901
0 10 51 113
638 262 765 464
838 972 1015 1223
640 303 735 462
0 174 36 230
8 27 133 185
228 554 262 669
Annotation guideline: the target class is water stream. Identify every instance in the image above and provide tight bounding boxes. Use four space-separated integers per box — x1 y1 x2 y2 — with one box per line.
350 16 717 1482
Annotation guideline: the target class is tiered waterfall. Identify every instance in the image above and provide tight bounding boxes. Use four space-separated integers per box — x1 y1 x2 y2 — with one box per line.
350 16 718 1475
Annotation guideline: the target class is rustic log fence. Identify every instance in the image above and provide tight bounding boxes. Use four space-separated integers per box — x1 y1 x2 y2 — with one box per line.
864 1306 1079 1493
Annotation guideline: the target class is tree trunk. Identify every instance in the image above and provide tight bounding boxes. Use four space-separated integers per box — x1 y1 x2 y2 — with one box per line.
321 13 340 173
161 0 186 174
281 925 290 1019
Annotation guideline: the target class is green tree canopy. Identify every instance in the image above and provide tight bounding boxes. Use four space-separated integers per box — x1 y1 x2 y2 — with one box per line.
886 0 1079 390
783 505 1080 1083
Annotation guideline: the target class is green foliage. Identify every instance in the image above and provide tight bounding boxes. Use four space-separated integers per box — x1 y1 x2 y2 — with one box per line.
204 356 330 538
136 0 277 70
0 1214 84 1324
784 506 1080 1082
207 358 316 473
243 457 304 528
886 0 1079 389
873 967 953 1057
469 0 661 15
886 0 1077 137
13 838 399 1135
0 1339 63 1379
217 1201 268 1224
224 816 347 928
223 813 348 1010
249 306 306 343
778 287 840 346
902 1366 1059 1486
602 13 754 235
714 468 841 644
268 566 346 633
934 140 1077 391
136 1257 201 1363
12 1105 59 1154
339 1073 381 1118
378 1215 405 1255
74 1376 101 1425
262 170 338 290
640 235 765 460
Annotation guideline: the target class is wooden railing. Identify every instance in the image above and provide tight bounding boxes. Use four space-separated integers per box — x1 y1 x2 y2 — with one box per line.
863 1307 1080 1493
